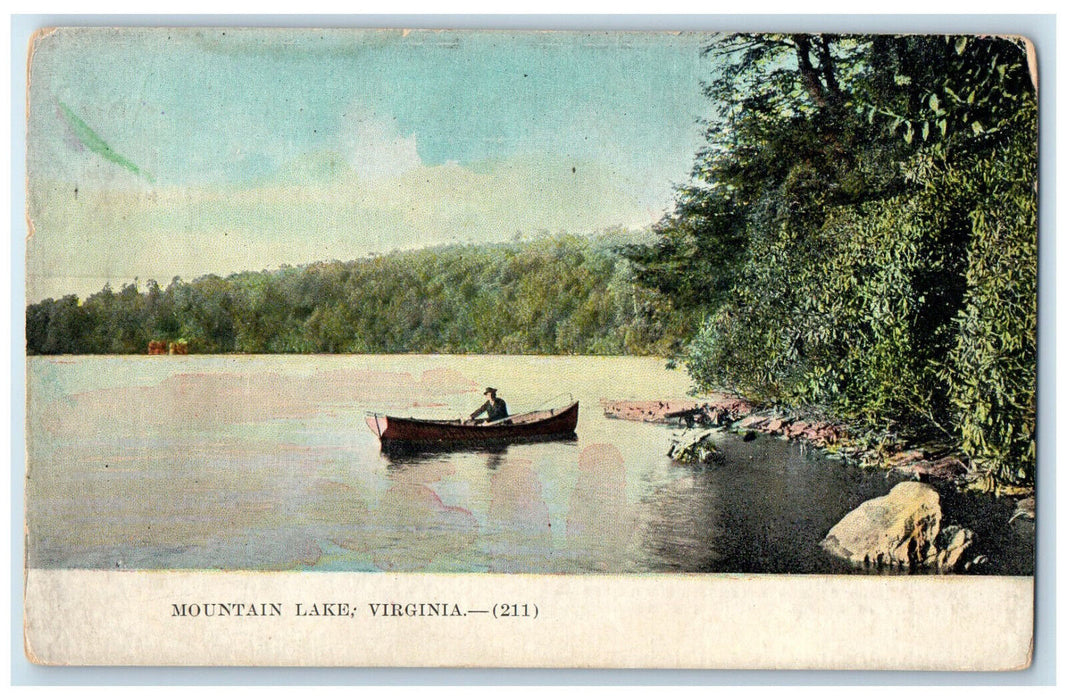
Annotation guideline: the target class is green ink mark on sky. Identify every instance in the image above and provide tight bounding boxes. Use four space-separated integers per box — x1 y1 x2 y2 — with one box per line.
58 101 154 182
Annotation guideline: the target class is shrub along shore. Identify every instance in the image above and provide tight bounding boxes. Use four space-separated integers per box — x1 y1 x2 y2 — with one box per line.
625 34 1036 490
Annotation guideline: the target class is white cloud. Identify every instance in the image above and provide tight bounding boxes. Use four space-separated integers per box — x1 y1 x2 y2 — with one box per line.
339 108 422 182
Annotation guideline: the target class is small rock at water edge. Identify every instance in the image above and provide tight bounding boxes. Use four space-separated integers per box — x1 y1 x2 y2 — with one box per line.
669 430 723 465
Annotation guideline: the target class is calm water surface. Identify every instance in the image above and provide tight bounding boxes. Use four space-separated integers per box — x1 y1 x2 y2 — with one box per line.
26 355 1033 574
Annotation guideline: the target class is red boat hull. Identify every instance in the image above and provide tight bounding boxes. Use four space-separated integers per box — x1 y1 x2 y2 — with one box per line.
366 402 579 448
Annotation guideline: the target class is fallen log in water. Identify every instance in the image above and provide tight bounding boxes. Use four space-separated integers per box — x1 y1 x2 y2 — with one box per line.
600 399 699 424
600 394 755 426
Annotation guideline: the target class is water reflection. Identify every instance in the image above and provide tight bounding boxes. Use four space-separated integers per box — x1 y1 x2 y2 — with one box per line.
637 470 722 572
26 355 1034 575
378 434 576 462
353 481 479 572
380 441 509 462
566 445 637 572
486 458 553 572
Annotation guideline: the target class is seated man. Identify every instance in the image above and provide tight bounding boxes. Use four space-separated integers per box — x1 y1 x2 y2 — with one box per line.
470 387 509 422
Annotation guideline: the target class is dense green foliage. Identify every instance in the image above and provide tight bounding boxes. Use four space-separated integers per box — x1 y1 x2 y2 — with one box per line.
942 103 1038 485
26 233 678 357
631 34 1037 485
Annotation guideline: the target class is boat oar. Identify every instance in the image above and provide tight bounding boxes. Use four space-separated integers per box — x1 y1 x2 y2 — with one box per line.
483 407 556 426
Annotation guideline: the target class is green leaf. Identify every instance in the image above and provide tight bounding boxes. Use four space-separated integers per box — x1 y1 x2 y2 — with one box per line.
929 93 940 112
955 37 968 54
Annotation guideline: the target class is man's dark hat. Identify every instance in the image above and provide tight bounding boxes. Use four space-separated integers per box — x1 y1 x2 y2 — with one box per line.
484 387 497 395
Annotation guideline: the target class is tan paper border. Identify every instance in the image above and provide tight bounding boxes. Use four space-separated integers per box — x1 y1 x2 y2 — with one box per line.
24 569 1033 669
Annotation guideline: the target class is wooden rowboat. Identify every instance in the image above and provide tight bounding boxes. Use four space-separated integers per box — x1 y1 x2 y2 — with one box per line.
366 402 579 449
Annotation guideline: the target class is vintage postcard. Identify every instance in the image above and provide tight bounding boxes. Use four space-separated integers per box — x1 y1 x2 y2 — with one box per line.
23 26 1036 668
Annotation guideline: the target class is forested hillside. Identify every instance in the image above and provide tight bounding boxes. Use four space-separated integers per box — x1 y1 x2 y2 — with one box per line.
27 233 682 357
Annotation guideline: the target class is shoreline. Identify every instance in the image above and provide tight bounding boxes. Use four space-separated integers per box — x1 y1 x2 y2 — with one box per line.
601 395 1036 507
603 395 1035 574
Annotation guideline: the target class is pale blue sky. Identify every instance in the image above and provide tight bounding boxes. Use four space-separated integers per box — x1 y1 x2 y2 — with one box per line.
27 28 716 301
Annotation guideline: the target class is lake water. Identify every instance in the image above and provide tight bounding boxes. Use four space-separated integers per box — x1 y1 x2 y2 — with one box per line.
25 355 1034 574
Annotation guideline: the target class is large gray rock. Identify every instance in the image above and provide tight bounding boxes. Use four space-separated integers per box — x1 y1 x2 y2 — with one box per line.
821 482 943 570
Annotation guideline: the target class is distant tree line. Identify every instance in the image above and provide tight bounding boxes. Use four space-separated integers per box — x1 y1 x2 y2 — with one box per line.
26 233 683 358
624 34 1037 486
